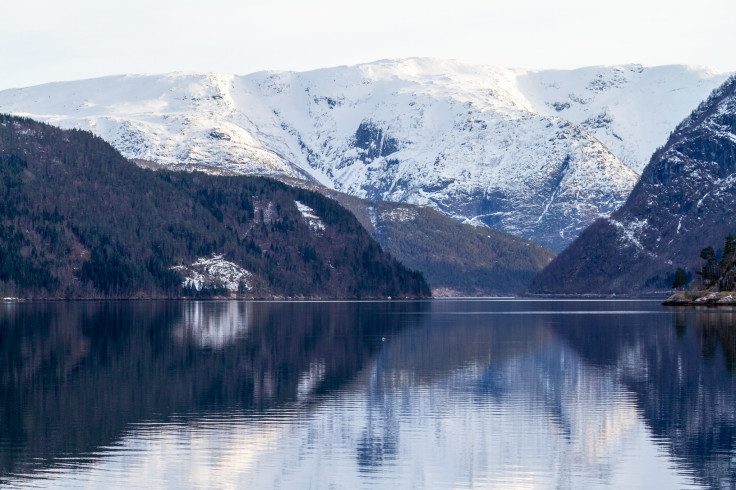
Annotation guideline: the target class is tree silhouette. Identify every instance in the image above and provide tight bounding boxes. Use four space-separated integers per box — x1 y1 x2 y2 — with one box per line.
672 268 687 290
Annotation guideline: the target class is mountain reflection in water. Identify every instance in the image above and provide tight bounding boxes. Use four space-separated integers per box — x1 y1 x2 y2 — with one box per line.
0 300 735 488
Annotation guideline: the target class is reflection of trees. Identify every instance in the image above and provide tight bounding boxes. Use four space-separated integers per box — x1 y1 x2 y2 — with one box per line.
694 309 736 372
6 301 736 487
552 307 736 489
0 301 422 480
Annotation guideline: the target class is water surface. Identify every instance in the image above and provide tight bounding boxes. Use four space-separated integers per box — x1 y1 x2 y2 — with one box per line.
1 300 735 488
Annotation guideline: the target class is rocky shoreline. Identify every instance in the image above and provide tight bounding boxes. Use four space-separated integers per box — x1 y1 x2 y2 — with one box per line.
663 291 736 306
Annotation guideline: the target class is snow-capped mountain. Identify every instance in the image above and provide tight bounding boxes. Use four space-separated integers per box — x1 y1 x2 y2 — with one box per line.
517 64 728 173
0 59 728 250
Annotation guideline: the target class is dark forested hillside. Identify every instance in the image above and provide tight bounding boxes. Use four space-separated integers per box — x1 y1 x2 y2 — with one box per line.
529 75 736 295
0 115 429 298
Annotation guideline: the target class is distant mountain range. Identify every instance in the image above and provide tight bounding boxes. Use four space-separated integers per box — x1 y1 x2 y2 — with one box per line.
1 59 727 250
530 75 736 294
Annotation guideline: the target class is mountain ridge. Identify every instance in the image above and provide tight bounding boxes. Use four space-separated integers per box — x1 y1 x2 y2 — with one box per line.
0 59 729 250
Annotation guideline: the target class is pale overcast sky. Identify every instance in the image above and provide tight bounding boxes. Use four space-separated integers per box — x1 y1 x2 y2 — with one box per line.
2 0 735 90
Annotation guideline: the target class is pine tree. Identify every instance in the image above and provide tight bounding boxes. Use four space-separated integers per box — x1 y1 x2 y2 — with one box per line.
697 246 718 287
719 233 736 291
721 233 736 270
672 268 687 290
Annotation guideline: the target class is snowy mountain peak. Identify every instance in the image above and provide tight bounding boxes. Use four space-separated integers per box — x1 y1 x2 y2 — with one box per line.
0 59 729 250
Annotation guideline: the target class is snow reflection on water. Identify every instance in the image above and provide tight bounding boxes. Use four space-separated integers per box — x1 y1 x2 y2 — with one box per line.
173 301 251 348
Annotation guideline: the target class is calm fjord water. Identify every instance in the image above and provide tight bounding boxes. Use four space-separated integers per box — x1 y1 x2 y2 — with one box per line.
1 300 735 489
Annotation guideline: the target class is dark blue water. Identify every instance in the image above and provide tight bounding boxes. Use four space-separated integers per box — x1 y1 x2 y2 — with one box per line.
1 300 735 488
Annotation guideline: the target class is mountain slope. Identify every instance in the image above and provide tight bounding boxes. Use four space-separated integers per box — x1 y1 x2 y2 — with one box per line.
0 60 727 250
0 115 429 299
365 201 555 296
529 75 736 295
275 175 556 295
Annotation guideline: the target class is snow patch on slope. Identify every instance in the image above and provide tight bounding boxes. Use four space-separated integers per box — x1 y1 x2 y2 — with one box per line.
609 218 653 255
380 207 418 223
294 201 325 231
172 254 252 291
